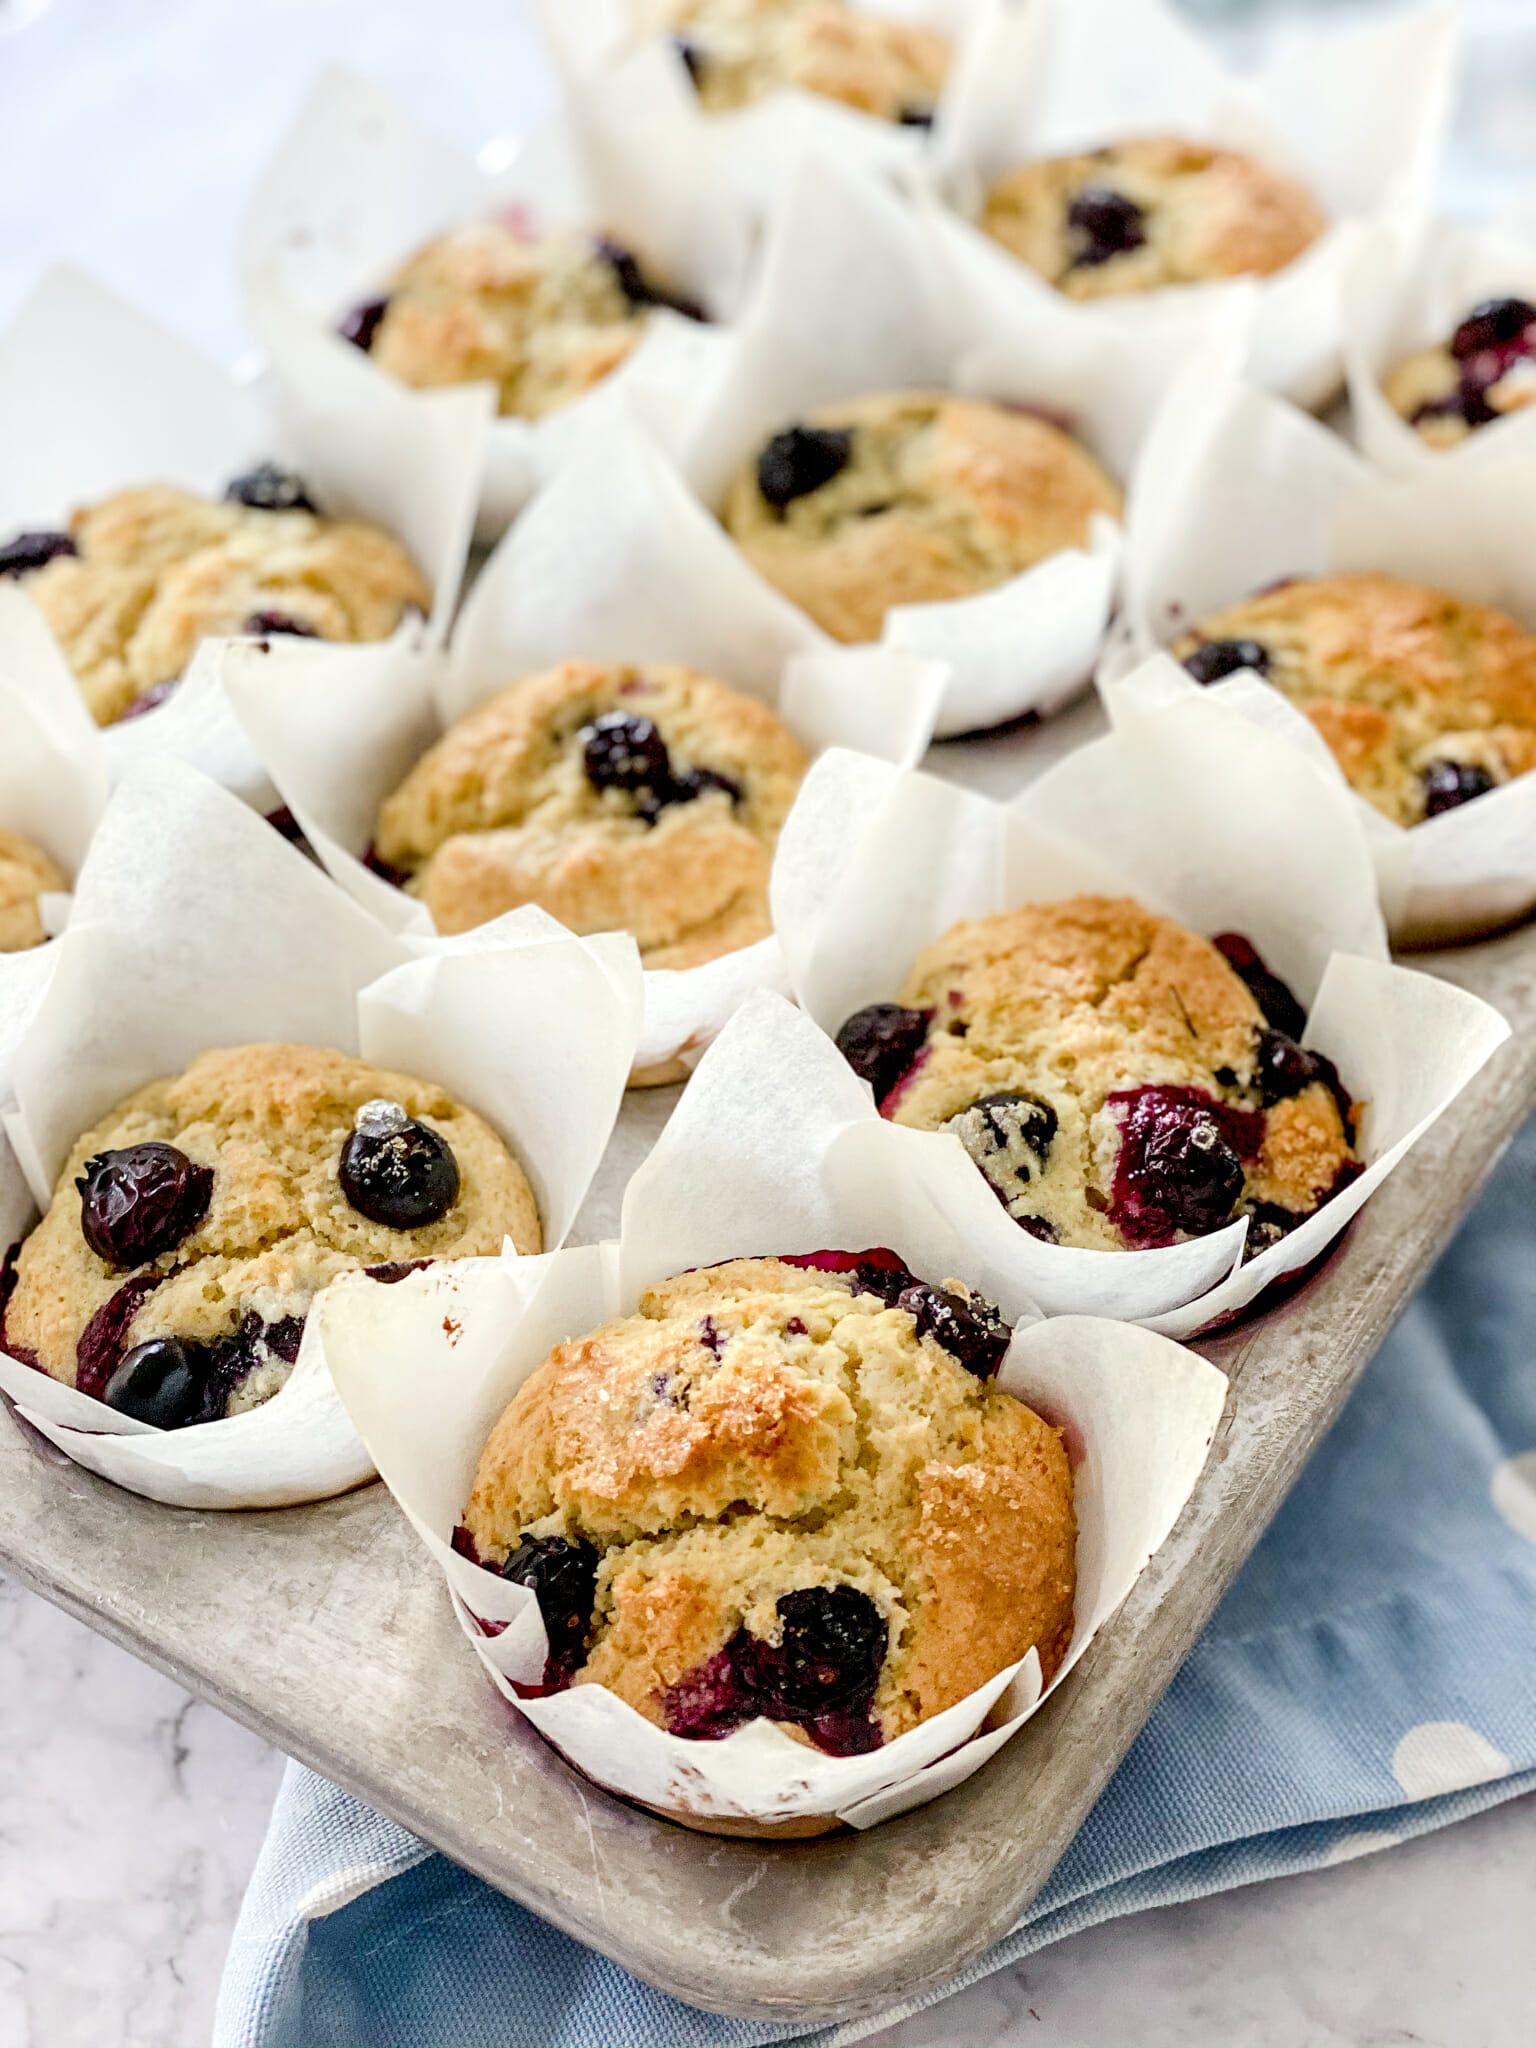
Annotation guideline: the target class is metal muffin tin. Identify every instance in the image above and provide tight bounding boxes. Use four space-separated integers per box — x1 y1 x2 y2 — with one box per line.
0 719 1531 2027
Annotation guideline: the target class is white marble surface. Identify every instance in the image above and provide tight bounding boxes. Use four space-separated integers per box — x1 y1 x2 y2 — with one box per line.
1 2 1534 2044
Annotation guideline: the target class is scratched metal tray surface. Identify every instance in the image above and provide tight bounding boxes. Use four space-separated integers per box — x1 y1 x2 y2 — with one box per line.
0 722 1532 2026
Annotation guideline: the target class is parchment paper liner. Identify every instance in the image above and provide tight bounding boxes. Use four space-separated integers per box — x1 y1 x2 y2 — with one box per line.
314 986 1226 1832
919 0 1454 409
1343 212 1536 476
533 0 1008 217
0 761 643 1510
769 704 1510 1338
660 146 1245 739
1107 362 1536 944
240 65 748 539
0 265 486 793
224 420 946 1082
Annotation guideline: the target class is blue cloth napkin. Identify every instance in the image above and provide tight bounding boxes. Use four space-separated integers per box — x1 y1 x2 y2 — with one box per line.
216 1122 1536 2048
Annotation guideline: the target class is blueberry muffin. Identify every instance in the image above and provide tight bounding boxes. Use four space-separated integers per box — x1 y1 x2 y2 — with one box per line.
0 829 67 953
0 1044 540 1429
979 137 1325 300
1174 573 1536 827
459 1250 1074 1757
720 391 1123 644
372 660 808 967
1382 297 1536 449
0 469 429 727
663 0 950 125
337 227 703 421
834 896 1360 1256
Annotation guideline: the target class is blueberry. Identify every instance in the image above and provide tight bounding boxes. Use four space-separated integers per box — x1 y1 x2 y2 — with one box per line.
102 1336 208 1429
1183 638 1270 686
1108 1085 1254 1247
592 237 705 322
362 844 411 889
897 105 936 128
339 295 390 353
756 426 853 510
0 530 78 578
1212 933 1308 1041
1421 758 1495 819
338 1100 460 1229
834 1003 932 1105
895 1279 1011 1379
1067 187 1146 268
740 1585 888 1718
243 610 320 638
668 765 743 807
224 463 317 515
1450 297 1536 358
76 1143 213 1268
74 1274 165 1399
581 711 673 797
661 1645 750 1740
1254 1027 1342 1109
1017 1214 1059 1245
500 1534 600 1688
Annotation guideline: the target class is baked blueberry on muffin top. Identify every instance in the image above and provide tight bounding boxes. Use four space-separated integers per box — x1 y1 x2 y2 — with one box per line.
0 469 428 726
980 137 1325 299
1382 297 1536 447
834 896 1360 1258
1175 572 1536 826
338 224 704 421
459 1251 1074 1752
664 0 950 125
0 1045 541 1429
372 660 808 967
721 390 1123 644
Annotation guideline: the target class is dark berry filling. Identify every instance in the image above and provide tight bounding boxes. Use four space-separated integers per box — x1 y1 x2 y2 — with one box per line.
88 1306 305 1426
338 295 391 353
833 1003 933 1107
223 463 318 515
1450 296 1536 358
1066 187 1146 269
76 1143 213 1267
74 1274 167 1399
672 33 704 87
499 1534 600 1689
1421 758 1496 819
1107 1085 1261 1248
781 1245 913 1302
0 1240 26 1365
1411 298 1536 434
1182 638 1271 686
893 1280 1011 1379
364 1257 435 1284
362 844 412 889
0 529 78 577
1212 932 1309 1042
756 425 853 510
663 1585 887 1754
593 237 705 323
579 710 742 826
338 1100 460 1229
897 105 935 128
102 1337 206 1428
244 610 320 639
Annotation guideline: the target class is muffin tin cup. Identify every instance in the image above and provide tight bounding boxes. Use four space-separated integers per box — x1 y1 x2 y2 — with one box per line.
1107 364 1536 944
920 0 1454 410
1342 213 1536 476
311 984 1226 1835
0 761 644 1511
222 419 947 1082
533 0 1006 218
239 65 749 542
769 703 1510 1337
662 146 1238 739
0 265 488 789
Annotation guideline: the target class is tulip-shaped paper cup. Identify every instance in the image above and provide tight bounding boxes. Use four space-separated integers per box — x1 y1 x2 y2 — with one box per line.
667 146 1229 737
922 0 1454 408
240 65 747 538
1343 215 1536 476
770 702 1509 1338
0 761 643 1510
1109 364 1536 944
532 0 1010 216
313 987 1227 1834
224 420 947 1083
0 266 487 778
